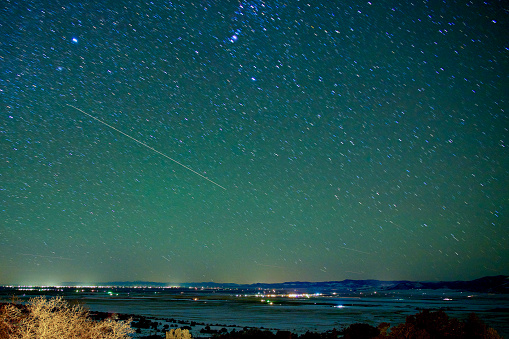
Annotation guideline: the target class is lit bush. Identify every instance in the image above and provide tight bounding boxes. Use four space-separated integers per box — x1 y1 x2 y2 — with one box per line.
166 328 192 339
0 296 134 339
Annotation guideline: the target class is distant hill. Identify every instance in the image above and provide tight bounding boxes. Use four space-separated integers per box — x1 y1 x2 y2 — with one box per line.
61 275 508 293
386 275 509 293
61 281 169 288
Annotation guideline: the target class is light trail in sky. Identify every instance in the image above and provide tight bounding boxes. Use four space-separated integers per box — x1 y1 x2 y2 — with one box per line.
19 253 73 260
67 104 226 190
338 246 372 255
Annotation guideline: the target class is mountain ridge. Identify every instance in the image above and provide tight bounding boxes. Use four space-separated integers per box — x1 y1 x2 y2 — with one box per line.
61 275 508 293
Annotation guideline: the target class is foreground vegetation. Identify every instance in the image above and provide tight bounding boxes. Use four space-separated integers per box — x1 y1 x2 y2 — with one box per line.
0 296 133 338
212 310 502 339
0 297 503 338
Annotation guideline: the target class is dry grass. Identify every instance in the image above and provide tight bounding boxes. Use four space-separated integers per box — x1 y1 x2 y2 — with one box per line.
0 296 134 339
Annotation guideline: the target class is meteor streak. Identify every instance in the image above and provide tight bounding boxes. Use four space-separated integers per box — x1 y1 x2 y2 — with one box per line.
20 253 73 260
67 104 226 190
338 246 371 255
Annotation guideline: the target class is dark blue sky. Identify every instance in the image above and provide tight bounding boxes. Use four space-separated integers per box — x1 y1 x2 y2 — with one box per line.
1 0 507 285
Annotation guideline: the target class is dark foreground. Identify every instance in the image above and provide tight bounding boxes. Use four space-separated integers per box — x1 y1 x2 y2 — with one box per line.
87 308 502 339
1 299 504 339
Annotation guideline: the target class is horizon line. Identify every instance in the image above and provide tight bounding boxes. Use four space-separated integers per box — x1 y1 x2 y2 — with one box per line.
1 274 506 288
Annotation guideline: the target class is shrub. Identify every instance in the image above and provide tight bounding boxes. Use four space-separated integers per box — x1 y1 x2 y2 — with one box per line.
166 328 192 339
0 296 134 339
343 323 380 339
385 310 502 339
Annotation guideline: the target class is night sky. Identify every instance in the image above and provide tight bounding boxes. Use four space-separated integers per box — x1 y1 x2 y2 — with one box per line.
1 0 507 286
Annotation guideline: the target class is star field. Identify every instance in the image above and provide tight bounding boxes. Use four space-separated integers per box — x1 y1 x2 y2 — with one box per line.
1 0 507 285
